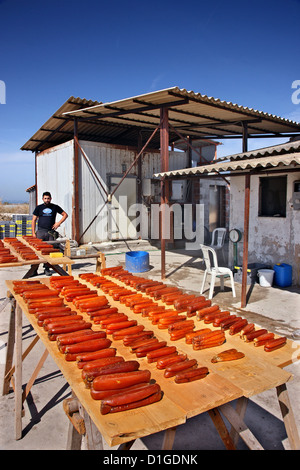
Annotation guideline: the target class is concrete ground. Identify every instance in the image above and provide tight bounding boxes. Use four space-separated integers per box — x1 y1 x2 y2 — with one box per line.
0 240 299 450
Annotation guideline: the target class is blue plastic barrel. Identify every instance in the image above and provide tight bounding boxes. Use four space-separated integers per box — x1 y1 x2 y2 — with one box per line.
125 251 149 273
273 263 292 287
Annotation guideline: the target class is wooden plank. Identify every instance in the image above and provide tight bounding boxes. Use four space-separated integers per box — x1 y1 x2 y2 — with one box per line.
6 274 295 448
5 281 187 446
208 408 236 450
22 349 49 403
229 396 248 446
101 276 299 370
6 279 243 447
162 427 177 450
19 237 74 266
219 402 264 450
0 236 74 268
15 303 23 440
2 239 43 266
277 384 300 450
98 276 293 398
2 299 16 395
5 335 40 384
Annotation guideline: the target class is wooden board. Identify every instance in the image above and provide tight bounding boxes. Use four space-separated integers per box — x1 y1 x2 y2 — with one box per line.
6 274 295 446
6 279 243 447
19 237 74 266
90 276 293 399
101 275 299 373
1 239 44 266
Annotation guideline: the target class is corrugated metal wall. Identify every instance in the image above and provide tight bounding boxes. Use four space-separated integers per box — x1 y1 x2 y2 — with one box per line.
35 140 74 238
36 139 187 243
78 140 187 243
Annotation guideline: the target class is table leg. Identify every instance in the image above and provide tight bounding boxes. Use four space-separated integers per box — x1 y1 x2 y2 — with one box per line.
229 397 248 446
276 383 300 450
218 402 264 450
162 426 177 450
79 403 104 450
0 296 11 314
66 418 83 450
96 252 106 272
208 408 236 450
64 395 104 450
15 303 23 440
23 264 41 279
2 299 16 396
118 440 135 450
45 263 69 276
23 348 49 403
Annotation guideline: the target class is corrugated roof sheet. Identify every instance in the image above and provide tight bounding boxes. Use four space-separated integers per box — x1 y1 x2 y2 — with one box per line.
154 152 300 178
65 86 300 135
21 87 300 153
216 139 300 162
21 96 102 152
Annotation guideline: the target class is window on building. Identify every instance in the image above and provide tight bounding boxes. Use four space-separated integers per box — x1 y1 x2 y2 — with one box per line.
259 176 287 217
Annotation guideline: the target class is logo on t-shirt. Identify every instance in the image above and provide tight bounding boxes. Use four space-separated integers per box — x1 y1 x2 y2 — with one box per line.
43 208 53 216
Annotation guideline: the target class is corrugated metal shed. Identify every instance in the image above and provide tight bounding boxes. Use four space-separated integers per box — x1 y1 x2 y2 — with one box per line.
21 87 300 153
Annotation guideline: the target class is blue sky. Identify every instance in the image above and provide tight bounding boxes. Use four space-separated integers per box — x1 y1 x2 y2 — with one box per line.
0 0 300 202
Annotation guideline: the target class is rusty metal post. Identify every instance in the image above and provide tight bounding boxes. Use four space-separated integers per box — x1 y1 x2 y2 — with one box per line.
241 122 249 308
242 122 248 153
241 173 250 308
160 107 169 280
34 152 38 207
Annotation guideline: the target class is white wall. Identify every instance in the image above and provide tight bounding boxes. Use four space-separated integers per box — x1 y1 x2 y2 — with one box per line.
230 171 300 284
36 140 74 238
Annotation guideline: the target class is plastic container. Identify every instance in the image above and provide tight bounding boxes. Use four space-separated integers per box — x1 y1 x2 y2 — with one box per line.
258 269 274 287
234 263 268 285
125 251 149 273
273 263 292 287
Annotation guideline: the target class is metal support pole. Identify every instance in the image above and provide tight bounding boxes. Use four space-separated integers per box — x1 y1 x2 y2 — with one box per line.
241 122 249 308
34 152 38 207
241 173 250 308
242 122 248 153
137 132 143 205
160 107 169 280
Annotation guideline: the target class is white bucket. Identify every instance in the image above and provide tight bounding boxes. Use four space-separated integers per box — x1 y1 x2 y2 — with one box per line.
258 269 274 287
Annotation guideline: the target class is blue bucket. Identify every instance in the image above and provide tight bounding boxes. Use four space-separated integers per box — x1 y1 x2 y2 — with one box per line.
273 263 292 287
125 251 149 273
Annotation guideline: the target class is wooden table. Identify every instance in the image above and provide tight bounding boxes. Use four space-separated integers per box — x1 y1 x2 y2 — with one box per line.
3 276 300 450
0 237 74 278
0 238 74 315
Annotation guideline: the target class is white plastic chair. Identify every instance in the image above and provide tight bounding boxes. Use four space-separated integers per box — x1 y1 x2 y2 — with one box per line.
200 244 236 299
210 227 227 249
209 227 227 264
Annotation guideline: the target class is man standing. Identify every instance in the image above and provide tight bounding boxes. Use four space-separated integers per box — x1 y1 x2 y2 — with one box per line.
31 191 68 275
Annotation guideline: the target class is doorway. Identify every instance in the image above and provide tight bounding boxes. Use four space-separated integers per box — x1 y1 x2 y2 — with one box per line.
209 184 226 232
108 175 137 240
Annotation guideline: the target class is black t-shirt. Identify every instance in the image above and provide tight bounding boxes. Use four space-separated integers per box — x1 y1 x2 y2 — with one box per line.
33 203 64 230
